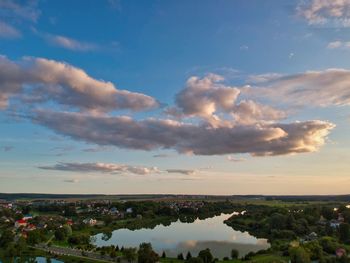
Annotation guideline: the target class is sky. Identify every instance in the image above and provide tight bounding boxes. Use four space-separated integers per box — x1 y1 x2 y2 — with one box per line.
1 0 350 195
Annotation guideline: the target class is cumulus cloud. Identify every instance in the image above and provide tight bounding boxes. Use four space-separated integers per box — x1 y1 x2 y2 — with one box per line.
0 21 21 39
166 169 196 175
0 55 158 112
297 0 350 27
250 69 350 107
174 74 241 125
31 110 334 156
39 162 161 175
232 100 286 125
0 54 338 158
170 74 286 126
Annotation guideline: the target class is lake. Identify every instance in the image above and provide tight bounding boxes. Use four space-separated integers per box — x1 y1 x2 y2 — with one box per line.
93 212 270 259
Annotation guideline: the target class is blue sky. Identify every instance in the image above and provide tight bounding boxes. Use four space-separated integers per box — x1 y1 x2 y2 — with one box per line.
1 0 350 194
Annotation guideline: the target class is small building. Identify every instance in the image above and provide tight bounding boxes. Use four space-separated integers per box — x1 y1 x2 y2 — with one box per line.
83 218 97 226
330 219 341 228
23 214 33 220
15 219 27 228
336 248 346 258
126 208 133 214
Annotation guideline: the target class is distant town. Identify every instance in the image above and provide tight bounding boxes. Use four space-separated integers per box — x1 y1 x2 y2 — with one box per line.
1 194 350 262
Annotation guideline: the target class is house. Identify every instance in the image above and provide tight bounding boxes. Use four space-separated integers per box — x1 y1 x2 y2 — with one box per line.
15 219 27 228
23 214 33 220
126 208 133 214
25 224 36 231
83 218 97 226
330 219 341 228
336 248 346 258
37 222 47 229
110 207 119 215
66 219 74 226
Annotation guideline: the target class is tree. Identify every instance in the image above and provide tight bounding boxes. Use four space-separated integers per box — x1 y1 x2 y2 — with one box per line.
186 258 204 263
177 253 184 260
198 248 213 263
63 224 72 236
55 228 66 241
110 250 117 258
289 247 311 263
138 243 159 263
231 249 239 259
339 223 350 242
186 251 193 260
124 247 137 263
0 229 14 248
27 229 45 245
161 251 166 258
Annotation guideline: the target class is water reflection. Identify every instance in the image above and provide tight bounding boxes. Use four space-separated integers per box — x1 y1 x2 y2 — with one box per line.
93 213 269 259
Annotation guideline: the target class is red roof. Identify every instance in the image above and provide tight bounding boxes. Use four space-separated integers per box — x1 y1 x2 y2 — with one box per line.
17 219 27 224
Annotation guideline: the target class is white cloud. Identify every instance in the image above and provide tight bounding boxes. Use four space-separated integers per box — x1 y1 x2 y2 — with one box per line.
0 55 159 112
297 0 350 27
0 0 40 22
250 69 350 107
0 21 21 39
40 162 161 175
0 54 338 158
227 156 247 162
46 34 97 51
327 40 350 49
32 110 334 156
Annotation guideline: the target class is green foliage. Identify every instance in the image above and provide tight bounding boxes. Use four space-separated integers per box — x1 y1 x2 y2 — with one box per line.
198 248 213 263
339 223 350 243
138 243 159 263
177 253 184 260
186 257 204 263
231 248 239 259
124 247 137 263
186 251 193 260
289 246 311 263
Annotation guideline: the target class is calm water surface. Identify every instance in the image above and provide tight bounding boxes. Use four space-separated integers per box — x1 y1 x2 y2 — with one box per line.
93 213 270 259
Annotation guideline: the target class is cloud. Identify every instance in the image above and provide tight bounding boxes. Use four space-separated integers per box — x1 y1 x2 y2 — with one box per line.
63 179 79 183
45 34 98 51
31 110 335 156
297 0 350 27
247 73 283 84
227 156 247 162
0 21 21 39
153 154 171 158
0 54 337 158
249 69 350 107
172 74 241 125
232 100 286 125
0 55 159 112
327 40 350 49
39 162 161 175
166 169 196 175
170 74 285 126
0 0 40 22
